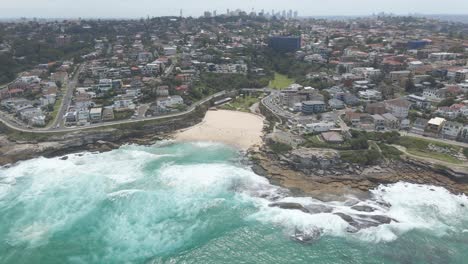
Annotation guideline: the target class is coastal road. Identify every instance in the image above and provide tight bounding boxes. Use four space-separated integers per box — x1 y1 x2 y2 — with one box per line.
0 91 227 134
49 64 84 129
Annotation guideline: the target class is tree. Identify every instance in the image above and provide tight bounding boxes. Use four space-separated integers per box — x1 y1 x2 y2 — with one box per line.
437 97 455 107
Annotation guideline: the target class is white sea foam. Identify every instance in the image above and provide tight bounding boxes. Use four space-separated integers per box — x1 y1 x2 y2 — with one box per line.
248 181 468 242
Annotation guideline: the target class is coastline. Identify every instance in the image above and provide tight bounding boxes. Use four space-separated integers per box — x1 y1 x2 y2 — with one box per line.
2 108 468 202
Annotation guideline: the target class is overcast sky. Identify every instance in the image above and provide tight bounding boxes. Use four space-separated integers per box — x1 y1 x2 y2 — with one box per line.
2 0 468 18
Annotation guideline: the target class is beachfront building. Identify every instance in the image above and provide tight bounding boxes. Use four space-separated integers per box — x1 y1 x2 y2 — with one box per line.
301 101 326 114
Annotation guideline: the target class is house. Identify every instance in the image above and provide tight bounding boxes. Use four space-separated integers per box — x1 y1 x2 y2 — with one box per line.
156 86 170 96
382 113 399 130
435 106 459 119
400 119 411 130
102 107 114 121
358 89 382 102
89 107 102 122
389 70 411 83
40 94 56 107
328 98 345 109
371 114 386 131
459 125 468 143
305 122 336 133
335 92 360 106
113 99 134 110
407 94 431 109
18 107 45 126
156 96 184 108
441 121 463 140
345 111 366 127
301 100 326 114
366 102 386 115
164 46 177 56
76 110 89 125
65 111 77 124
280 89 306 107
411 118 429 135
384 98 411 119
426 117 446 136
423 88 445 101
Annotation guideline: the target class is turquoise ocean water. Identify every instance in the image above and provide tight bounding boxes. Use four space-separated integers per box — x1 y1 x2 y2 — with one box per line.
0 142 467 264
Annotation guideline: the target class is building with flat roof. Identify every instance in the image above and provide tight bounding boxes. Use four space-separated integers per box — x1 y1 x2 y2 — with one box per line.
268 36 301 53
301 100 325 114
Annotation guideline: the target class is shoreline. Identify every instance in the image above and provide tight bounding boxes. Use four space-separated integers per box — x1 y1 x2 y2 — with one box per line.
174 109 265 151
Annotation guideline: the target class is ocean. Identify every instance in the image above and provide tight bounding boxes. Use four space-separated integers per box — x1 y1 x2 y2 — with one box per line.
0 142 467 264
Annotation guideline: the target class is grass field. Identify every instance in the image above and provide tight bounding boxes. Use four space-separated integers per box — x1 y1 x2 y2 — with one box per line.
395 136 467 164
220 96 259 112
269 72 294 90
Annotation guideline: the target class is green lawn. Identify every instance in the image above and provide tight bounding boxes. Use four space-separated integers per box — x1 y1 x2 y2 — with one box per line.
395 136 468 164
46 95 64 126
220 96 259 112
269 72 294 90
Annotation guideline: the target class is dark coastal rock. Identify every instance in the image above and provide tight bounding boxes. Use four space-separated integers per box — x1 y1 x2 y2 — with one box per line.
351 205 377 212
59 156 68 160
376 201 392 208
304 204 334 214
334 212 354 223
251 164 267 177
269 202 309 213
344 199 360 206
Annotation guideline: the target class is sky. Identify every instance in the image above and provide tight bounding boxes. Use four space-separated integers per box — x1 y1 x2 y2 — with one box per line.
2 0 468 18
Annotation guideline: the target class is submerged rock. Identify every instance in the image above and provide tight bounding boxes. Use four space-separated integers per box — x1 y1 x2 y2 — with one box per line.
269 202 309 213
291 227 323 244
59 156 68 160
335 212 396 232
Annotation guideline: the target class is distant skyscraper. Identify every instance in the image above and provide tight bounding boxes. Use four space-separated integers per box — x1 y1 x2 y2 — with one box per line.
180 9 183 17
227 9 230 15
213 10 217 17
294 11 298 18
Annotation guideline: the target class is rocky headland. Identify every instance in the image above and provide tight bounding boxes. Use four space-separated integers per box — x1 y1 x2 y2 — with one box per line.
248 145 468 201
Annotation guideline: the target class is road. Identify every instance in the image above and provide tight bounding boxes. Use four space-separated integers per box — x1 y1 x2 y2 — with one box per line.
0 91 227 134
49 64 84 129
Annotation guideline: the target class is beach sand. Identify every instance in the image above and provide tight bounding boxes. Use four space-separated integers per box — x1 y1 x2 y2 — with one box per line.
174 109 264 150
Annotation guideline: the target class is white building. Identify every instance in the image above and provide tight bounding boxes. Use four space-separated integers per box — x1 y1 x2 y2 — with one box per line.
358 89 382 101
384 98 411 119
305 122 336 133
156 96 184 108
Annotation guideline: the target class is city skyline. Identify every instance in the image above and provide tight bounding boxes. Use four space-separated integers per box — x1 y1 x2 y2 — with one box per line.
2 0 468 18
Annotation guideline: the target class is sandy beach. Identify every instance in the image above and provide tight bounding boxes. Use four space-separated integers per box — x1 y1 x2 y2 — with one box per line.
174 109 264 150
